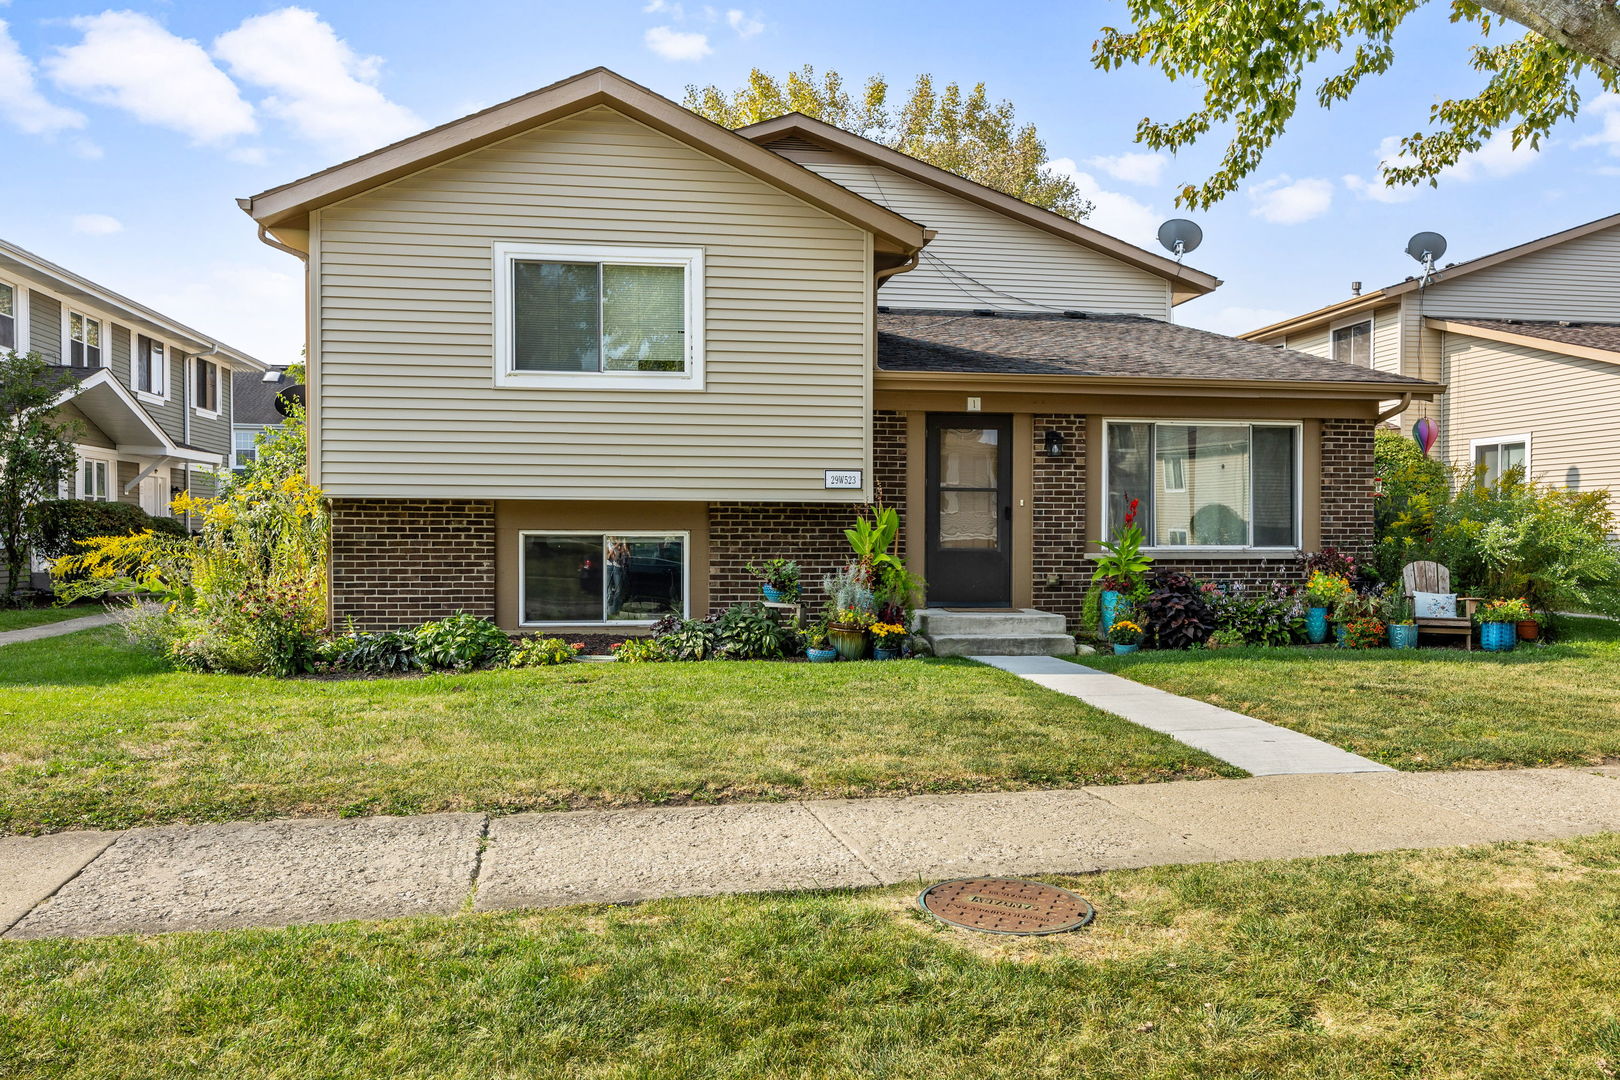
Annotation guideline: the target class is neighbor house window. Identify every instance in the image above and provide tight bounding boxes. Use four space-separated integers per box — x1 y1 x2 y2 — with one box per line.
1105 421 1301 548
520 532 687 625
232 427 264 471
194 357 219 412
1472 435 1529 486
68 311 102 367
79 458 110 502
0 282 14 351
136 335 166 397
1332 320 1372 367
494 243 703 389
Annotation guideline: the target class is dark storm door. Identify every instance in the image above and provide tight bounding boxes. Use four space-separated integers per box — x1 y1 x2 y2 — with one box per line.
926 414 1013 606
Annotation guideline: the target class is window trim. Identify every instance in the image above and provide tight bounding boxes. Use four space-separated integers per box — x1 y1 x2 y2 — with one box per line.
76 450 115 502
134 330 170 404
192 355 221 418
1101 418 1304 553
517 529 692 628
232 424 269 470
1469 432 1532 483
1331 318 1374 368
63 307 105 369
0 277 23 355
492 241 706 391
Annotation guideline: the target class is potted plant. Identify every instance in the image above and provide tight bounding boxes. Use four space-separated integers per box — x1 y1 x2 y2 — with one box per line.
804 622 837 663
1381 589 1418 650
828 607 874 661
870 621 907 660
1517 613 1541 641
747 558 800 604
1342 615 1387 650
1108 617 1145 655
1095 498 1152 638
1476 597 1529 652
1303 571 1352 645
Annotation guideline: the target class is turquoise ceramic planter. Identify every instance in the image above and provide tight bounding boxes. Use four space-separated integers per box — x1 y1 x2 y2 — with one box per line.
806 647 837 663
762 584 786 603
1306 607 1330 644
873 646 899 661
1100 590 1122 640
1113 643 1139 655
1480 621 1517 652
828 624 867 661
1334 624 1348 647
1389 623 1419 650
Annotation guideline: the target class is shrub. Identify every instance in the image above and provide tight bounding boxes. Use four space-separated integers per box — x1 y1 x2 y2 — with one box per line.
657 615 721 660
1205 628 1246 649
27 499 186 561
1138 569 1214 650
716 603 791 659
335 630 423 674
415 613 513 670
510 636 584 667
1206 584 1305 645
613 637 666 663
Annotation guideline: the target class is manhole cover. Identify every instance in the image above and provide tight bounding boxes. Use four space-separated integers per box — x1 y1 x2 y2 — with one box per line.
917 877 1095 936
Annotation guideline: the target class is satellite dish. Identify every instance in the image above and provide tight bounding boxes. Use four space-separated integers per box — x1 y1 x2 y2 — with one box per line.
1157 219 1203 257
274 384 306 418
1405 231 1447 265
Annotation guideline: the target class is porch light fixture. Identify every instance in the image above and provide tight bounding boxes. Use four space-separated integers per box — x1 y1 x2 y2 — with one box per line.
1044 429 1065 459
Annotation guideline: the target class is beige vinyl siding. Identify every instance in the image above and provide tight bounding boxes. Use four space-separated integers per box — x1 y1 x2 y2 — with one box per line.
1440 332 1620 515
56 400 113 449
1423 224 1620 322
1280 325 1331 359
768 140 1171 318
28 290 59 364
313 106 872 501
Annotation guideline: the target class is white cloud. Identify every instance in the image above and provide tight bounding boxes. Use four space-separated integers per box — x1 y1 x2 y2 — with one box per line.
1083 151 1166 186
726 9 764 37
145 262 304 367
1184 305 1294 337
0 18 85 135
1043 157 1161 245
644 25 711 60
45 11 255 144
643 0 684 13
1576 92 1620 154
1347 131 1539 203
1247 175 1334 224
214 8 420 156
71 213 122 235
228 145 269 166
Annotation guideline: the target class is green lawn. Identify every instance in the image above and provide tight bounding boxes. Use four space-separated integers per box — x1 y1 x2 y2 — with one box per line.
1077 617 1620 771
0 605 103 633
7 836 1620 1078
0 628 1237 835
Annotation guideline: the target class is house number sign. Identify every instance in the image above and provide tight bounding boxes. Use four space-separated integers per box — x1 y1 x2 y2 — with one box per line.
824 470 863 489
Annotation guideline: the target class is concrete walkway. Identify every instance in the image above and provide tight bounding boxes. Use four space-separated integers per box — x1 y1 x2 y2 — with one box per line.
0 611 116 647
7 767 1620 940
975 654 1391 776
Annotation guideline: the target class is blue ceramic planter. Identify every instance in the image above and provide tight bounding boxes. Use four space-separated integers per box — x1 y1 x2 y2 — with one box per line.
806 647 837 663
762 584 786 603
1100 590 1122 640
1480 622 1517 652
1113 643 1139 655
1306 607 1330 644
1334 624 1348 647
873 646 899 661
1389 623 1419 650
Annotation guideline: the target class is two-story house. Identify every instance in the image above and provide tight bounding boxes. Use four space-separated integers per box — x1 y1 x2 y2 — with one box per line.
2 238 267 516
1242 213 1620 512
239 68 1439 643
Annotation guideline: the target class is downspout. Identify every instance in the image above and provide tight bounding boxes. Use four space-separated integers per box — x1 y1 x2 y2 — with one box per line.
874 251 920 284
256 224 308 262
1374 393 1413 424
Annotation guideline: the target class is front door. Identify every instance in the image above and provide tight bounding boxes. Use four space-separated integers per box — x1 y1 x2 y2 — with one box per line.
926 414 1013 606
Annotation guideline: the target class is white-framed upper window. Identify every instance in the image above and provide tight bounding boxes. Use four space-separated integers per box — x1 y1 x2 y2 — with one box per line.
493 242 704 390
519 530 689 626
135 334 167 398
78 456 112 502
1471 434 1530 486
0 280 15 353
1332 320 1372 367
194 356 220 414
67 311 102 368
1104 420 1302 550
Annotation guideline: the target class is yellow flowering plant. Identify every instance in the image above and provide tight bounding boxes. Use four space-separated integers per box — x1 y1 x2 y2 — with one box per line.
869 621 908 647
1108 618 1145 645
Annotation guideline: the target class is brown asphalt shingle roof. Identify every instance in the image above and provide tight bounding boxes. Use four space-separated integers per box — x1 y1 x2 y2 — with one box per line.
232 369 295 427
1441 318 1620 354
876 309 1436 385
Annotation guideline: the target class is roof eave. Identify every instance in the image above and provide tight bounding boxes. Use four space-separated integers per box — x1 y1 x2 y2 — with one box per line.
873 368 1443 398
1426 317 1620 368
739 113 1222 301
241 69 929 257
1239 290 1391 341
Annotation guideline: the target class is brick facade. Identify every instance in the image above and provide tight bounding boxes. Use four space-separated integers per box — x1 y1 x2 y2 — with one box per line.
329 499 496 630
1319 418 1377 558
1031 414 1089 627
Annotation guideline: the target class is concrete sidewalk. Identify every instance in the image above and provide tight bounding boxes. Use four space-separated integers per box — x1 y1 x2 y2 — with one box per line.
0 611 117 648
975 655 1392 776
7 767 1620 940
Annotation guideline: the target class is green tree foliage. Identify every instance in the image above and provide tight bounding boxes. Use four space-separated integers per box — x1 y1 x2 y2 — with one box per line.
0 352 79 604
1093 0 1620 208
685 66 1093 220
1374 428 1452 540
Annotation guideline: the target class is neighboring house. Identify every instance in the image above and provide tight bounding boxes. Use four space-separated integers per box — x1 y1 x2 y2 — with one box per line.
1 237 266 517
1242 213 1620 512
239 67 1439 637
231 367 294 471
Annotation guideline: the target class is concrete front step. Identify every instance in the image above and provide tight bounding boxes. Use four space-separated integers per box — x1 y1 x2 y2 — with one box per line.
928 633 1077 658
915 608 1068 636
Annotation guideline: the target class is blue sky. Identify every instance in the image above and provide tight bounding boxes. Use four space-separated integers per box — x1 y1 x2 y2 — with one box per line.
1 0 1617 365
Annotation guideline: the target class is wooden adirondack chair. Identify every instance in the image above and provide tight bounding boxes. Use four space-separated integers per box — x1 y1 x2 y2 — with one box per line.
1402 561 1482 650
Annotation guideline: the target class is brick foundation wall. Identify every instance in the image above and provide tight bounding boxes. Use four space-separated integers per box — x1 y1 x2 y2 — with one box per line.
1031 414 1089 627
1320 418 1377 558
329 499 496 630
707 410 906 613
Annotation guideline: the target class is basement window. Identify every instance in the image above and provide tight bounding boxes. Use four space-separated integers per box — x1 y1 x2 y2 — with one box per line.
519 531 688 625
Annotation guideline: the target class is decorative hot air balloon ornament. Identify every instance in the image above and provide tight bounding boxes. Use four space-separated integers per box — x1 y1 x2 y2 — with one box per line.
1412 417 1438 457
